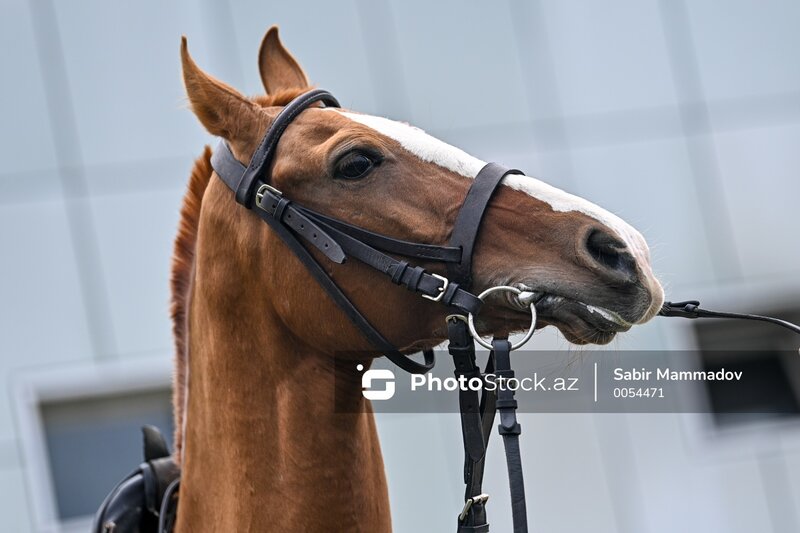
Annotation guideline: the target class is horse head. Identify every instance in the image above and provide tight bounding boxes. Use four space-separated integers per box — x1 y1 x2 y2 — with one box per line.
180 26 663 355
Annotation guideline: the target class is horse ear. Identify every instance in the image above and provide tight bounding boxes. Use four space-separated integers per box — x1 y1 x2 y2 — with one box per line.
181 36 261 145
258 26 310 94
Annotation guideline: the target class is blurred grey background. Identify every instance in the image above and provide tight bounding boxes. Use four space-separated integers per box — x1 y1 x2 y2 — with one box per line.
2 0 799 532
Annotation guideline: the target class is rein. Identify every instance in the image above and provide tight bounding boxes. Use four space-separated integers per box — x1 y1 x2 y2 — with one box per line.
93 88 800 533
660 300 800 335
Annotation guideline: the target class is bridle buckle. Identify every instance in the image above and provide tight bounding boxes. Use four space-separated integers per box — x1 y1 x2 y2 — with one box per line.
255 183 283 210
422 273 449 302
458 493 490 522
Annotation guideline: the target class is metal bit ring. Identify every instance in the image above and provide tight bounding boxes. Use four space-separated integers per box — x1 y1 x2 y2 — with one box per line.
467 285 537 350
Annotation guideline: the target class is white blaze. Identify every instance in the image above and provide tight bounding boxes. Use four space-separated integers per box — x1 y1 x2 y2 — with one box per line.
336 111 652 264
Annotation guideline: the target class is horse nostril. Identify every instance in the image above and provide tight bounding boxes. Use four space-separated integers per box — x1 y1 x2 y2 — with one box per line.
585 229 638 281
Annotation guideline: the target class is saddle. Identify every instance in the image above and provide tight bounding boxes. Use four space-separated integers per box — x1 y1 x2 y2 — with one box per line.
92 426 180 533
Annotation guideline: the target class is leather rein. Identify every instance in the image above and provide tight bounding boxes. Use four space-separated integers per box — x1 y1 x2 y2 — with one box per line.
93 88 800 533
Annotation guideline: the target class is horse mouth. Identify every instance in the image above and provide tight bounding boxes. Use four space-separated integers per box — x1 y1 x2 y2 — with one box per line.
507 287 633 345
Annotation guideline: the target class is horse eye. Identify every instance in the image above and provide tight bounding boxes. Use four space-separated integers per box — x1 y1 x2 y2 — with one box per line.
335 152 377 180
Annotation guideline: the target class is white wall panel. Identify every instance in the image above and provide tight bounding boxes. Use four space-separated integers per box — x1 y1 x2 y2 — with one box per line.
0 0 59 175
228 0 379 115
52 0 216 167
539 0 677 117
88 187 183 356
516 414 620 532
688 0 800 101
713 124 800 279
781 444 800 528
391 0 531 130
375 413 464 532
0 467 34 532
0 196 94 440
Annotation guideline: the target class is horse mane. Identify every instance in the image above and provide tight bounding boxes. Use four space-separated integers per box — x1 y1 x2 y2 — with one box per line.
170 87 310 462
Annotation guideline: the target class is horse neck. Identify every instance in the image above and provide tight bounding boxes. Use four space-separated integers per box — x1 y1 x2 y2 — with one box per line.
175 242 392 532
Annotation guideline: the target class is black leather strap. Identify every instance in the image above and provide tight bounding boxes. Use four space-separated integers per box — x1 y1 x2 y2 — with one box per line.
305 210 462 263
660 300 800 334
447 163 522 287
458 523 490 533
297 208 482 315
457 350 497 533
158 479 180 533
210 138 246 187
448 318 485 463
251 188 435 373
230 89 340 207
493 338 528 533
250 185 482 314
254 186 345 263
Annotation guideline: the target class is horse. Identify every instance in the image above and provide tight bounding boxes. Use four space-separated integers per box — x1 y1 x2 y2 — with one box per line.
171 26 664 532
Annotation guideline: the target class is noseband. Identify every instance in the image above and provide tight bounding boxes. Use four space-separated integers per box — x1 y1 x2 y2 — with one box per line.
94 89 800 533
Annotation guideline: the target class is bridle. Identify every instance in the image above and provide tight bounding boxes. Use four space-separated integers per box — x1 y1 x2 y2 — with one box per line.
207 88 800 532
210 88 509 374
209 88 536 532
219 89 800 532
93 88 800 533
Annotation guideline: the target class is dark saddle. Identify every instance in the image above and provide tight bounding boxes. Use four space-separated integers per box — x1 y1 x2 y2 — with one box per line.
92 426 181 533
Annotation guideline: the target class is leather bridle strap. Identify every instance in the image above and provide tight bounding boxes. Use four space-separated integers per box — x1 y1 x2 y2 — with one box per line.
445 162 520 455
452 336 497 533
455 337 531 533
249 187 436 373
228 88 341 207
299 209 462 263
253 187 483 314
445 162 523 532
660 300 800 335
447 163 523 289
448 319 486 464
493 338 527 533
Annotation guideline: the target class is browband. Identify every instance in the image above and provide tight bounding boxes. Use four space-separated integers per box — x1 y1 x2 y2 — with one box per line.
227 88 340 207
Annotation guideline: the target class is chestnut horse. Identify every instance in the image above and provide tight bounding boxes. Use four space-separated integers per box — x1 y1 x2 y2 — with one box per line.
172 26 664 532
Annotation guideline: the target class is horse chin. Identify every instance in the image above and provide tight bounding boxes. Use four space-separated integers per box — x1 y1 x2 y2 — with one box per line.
544 315 623 345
